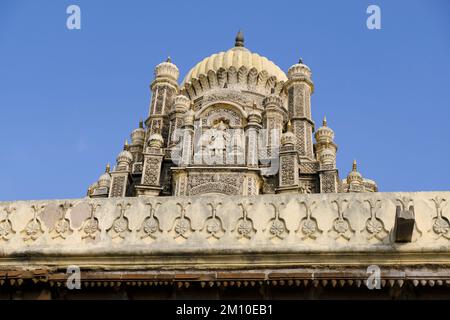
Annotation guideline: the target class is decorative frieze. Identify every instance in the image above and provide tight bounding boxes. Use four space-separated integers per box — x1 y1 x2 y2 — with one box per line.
0 192 448 251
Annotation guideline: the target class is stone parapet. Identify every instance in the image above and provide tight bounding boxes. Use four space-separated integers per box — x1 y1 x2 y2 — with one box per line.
0 192 449 269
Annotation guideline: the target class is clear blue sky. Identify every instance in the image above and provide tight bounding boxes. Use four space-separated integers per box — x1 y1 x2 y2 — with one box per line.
0 0 449 201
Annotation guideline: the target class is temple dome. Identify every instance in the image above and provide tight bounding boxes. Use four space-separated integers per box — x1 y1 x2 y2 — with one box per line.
181 32 287 98
182 46 287 85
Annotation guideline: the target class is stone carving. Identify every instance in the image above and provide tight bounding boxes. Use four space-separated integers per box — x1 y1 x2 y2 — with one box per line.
200 92 253 111
50 202 73 240
201 106 243 127
139 201 162 240
299 180 315 194
0 207 15 241
429 197 449 239
110 176 125 197
264 202 288 240
361 199 388 241
80 203 101 240
22 204 45 242
189 173 243 196
297 199 322 240
108 202 131 240
328 199 354 241
280 157 295 186
201 202 225 240
170 202 193 240
143 158 160 185
233 201 256 240
321 172 337 193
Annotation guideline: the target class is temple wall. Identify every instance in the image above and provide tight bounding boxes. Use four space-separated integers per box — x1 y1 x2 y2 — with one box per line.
0 191 449 270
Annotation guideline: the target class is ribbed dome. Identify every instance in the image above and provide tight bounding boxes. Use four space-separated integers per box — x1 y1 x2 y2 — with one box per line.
182 46 287 86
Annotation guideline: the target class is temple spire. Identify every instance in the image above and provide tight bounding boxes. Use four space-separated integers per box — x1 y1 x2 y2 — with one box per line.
323 116 327 127
287 120 293 132
235 30 244 47
352 159 357 171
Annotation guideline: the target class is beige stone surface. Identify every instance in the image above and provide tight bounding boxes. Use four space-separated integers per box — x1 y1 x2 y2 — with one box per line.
0 192 449 270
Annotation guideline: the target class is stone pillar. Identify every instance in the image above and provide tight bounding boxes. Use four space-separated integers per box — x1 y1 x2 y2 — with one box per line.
285 59 315 160
129 120 146 174
135 134 165 196
109 143 132 197
245 108 262 168
145 58 179 147
168 95 190 147
277 123 299 193
314 117 339 193
262 92 286 159
180 110 195 166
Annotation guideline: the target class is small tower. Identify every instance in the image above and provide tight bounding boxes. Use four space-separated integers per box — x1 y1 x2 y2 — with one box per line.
129 119 146 174
109 141 133 197
346 160 364 192
88 164 111 198
277 121 300 193
135 130 165 196
262 89 286 158
341 160 378 193
146 57 180 146
284 58 315 160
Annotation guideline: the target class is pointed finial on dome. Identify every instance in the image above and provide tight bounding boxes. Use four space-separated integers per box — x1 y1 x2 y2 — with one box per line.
352 159 357 172
105 163 110 173
323 116 327 127
166 56 171 63
235 30 244 47
287 120 293 132
124 139 129 150
299 58 304 64
139 118 144 128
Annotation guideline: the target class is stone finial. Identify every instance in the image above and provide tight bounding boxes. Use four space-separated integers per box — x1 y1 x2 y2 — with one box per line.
286 120 293 133
323 116 327 127
105 163 110 173
352 159 357 172
139 119 144 128
166 56 171 63
235 30 244 47
299 58 304 64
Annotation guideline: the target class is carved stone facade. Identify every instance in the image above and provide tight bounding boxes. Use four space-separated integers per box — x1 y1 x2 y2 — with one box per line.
1 192 450 299
87 32 377 198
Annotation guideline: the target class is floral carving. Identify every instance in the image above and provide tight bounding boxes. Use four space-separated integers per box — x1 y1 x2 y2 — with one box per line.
201 202 225 240
361 199 388 241
264 202 288 240
22 204 45 242
80 203 101 240
429 197 450 239
297 199 322 240
50 202 73 240
328 199 354 241
233 201 256 240
0 207 15 241
108 202 131 240
139 201 162 240
170 202 193 239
